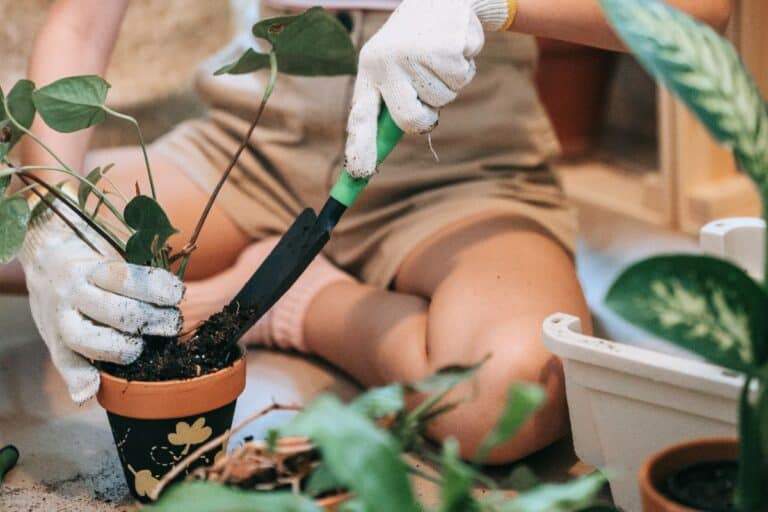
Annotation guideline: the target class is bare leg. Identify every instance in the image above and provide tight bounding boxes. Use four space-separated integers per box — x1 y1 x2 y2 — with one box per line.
85 146 252 280
304 214 591 463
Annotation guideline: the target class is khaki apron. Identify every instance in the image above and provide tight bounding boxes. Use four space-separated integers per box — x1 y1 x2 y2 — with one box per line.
152 3 576 287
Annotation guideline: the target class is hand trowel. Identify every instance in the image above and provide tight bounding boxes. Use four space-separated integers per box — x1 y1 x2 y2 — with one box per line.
228 106 404 342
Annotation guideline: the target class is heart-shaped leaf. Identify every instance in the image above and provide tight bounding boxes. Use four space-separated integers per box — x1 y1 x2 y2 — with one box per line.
217 7 356 77
33 75 109 133
77 164 114 208
0 197 31 263
124 195 177 265
0 80 36 150
606 255 768 372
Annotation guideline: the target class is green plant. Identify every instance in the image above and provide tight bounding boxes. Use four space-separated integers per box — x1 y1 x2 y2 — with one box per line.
0 7 355 280
600 0 768 510
145 363 613 511
0 445 18 483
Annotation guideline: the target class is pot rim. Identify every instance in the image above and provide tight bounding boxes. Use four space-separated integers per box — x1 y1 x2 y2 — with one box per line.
639 437 738 512
97 348 246 419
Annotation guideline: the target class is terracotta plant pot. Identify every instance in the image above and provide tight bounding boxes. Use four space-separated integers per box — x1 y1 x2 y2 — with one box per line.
535 37 617 159
639 437 738 512
97 352 246 503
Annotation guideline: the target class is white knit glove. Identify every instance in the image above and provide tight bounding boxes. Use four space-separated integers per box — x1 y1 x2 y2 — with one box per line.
345 0 515 178
18 205 184 403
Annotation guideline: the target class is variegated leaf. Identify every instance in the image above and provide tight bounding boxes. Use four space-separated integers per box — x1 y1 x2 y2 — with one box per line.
606 255 768 372
600 0 768 189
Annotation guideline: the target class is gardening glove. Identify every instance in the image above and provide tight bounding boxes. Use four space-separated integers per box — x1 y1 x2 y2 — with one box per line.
18 203 184 403
345 0 516 178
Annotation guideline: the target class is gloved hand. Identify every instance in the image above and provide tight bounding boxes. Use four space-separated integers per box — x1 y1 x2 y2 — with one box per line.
18 204 184 403
345 0 516 178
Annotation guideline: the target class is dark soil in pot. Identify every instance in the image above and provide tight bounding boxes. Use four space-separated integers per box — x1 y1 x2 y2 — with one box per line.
98 304 246 381
640 438 739 512
662 461 737 512
97 347 246 503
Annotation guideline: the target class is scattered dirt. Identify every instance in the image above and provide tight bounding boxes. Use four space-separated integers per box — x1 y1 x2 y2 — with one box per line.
97 303 252 381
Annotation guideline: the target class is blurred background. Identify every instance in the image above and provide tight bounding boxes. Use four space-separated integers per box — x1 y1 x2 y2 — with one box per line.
0 0 236 146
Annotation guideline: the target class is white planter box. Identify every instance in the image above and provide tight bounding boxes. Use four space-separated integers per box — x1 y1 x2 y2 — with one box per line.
543 217 765 512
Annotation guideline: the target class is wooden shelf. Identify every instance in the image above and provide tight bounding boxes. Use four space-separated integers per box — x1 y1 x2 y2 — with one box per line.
558 158 669 225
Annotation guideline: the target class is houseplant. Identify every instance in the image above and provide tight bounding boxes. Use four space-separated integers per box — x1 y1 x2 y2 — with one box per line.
144 362 616 511
598 0 768 510
0 7 358 502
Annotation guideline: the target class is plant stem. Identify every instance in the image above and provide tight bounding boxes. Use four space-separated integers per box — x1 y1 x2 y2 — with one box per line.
18 174 103 255
18 172 127 257
15 165 127 224
176 52 278 280
103 107 156 200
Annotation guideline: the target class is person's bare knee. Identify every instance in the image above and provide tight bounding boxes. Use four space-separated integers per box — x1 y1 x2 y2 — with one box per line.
422 318 568 464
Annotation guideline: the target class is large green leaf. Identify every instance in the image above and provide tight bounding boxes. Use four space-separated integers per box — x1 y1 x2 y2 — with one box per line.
217 7 356 76
284 394 420 512
606 255 768 372
439 438 480 512
144 482 321 512
475 383 546 463
124 195 178 265
497 472 608 512
349 383 405 420
0 197 31 263
0 80 36 150
32 75 109 133
599 0 768 189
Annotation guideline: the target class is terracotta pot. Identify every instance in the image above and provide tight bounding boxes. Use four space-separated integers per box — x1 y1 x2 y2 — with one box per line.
316 492 353 510
97 352 246 503
535 37 617 159
639 437 738 512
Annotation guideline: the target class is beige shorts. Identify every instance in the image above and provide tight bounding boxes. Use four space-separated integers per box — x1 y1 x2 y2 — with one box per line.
152 5 576 287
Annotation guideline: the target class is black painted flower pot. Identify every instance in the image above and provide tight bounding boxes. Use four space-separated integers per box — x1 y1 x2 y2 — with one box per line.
96 353 246 503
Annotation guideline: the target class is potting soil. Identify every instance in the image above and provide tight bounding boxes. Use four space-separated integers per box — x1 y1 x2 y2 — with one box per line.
98 303 244 381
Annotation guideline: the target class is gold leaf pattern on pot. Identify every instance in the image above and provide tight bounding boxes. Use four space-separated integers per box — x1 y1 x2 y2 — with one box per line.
128 465 160 498
168 417 212 446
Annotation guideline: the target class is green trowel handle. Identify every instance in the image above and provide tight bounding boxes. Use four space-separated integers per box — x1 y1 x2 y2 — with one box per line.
330 106 404 208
